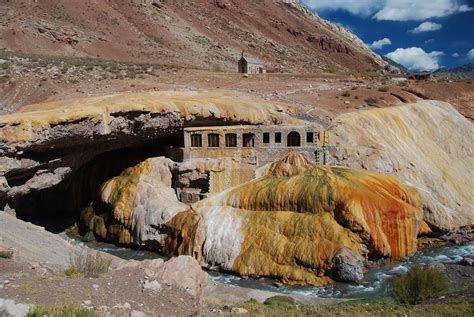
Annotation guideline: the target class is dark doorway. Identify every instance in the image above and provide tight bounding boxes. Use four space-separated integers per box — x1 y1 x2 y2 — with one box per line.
287 132 301 147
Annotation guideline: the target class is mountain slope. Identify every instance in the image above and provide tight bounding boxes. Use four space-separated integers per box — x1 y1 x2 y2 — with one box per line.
0 0 387 72
435 63 474 80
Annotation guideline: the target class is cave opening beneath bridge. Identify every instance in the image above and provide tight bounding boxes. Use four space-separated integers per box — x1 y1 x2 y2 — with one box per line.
8 136 184 234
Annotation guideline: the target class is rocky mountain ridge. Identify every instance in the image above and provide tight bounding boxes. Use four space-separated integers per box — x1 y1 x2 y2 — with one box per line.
435 63 474 80
0 0 389 73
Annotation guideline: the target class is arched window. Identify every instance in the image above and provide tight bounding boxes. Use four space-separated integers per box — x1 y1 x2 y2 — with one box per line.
287 131 301 147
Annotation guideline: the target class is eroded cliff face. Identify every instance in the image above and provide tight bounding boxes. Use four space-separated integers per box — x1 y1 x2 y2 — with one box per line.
0 90 298 206
328 100 474 232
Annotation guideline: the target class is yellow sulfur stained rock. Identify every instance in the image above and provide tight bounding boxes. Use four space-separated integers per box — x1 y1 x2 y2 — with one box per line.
167 152 425 286
0 90 299 146
328 100 474 231
92 152 426 286
98 157 189 247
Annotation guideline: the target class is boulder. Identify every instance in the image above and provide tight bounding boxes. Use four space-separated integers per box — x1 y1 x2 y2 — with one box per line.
331 247 364 283
158 256 208 298
230 307 249 314
460 257 474 266
0 299 31 317
116 256 208 298
428 261 446 273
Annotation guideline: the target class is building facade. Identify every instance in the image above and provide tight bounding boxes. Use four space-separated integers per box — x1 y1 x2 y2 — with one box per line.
238 56 265 74
184 125 328 166
176 124 330 203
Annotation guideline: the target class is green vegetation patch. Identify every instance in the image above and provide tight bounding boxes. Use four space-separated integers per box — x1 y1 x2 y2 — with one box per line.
27 304 98 317
0 249 14 259
392 265 449 305
239 296 473 317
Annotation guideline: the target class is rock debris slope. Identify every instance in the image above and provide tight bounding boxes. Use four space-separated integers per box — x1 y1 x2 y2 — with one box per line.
0 0 389 72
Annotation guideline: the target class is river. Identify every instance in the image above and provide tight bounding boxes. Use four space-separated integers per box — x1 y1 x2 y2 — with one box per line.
68 234 473 299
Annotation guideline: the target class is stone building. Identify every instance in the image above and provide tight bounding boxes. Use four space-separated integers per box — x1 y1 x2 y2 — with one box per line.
178 124 329 203
238 55 265 74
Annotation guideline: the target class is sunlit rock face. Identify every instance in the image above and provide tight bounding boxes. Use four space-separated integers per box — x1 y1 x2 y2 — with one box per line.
82 157 190 248
171 153 426 285
87 152 426 285
328 100 474 232
0 90 299 202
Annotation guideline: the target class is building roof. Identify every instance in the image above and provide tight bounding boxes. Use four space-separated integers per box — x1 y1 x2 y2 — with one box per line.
240 56 263 65
184 124 322 132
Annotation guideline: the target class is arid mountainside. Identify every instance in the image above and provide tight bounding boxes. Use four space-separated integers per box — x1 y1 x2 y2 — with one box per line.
328 101 474 231
0 0 387 73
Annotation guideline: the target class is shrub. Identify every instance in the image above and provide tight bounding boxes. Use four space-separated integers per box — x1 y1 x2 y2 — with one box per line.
324 65 338 74
126 69 137 79
354 96 359 100
64 267 82 278
392 265 449 305
264 295 296 306
341 91 351 97
0 249 14 259
378 86 389 92
146 34 165 45
27 304 98 317
61 65 69 74
68 249 111 277
211 64 222 72
365 97 379 106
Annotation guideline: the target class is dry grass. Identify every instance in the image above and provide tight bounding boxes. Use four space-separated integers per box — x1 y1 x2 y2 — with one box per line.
67 249 111 277
238 296 473 317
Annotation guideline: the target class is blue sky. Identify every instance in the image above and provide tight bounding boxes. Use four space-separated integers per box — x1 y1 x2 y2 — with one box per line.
301 0 474 71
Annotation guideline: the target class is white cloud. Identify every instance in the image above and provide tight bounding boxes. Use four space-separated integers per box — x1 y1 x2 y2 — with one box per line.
424 39 435 44
468 49 474 60
374 0 473 21
368 38 392 50
410 22 443 33
386 47 444 71
302 0 473 21
302 0 385 17
452 52 460 57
